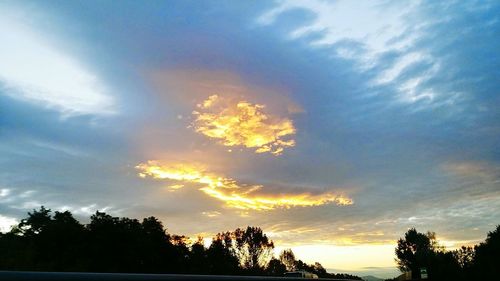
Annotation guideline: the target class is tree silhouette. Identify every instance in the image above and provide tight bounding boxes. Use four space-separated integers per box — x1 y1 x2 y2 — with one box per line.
0 206 362 279
473 225 500 279
279 249 296 271
265 258 286 276
233 226 274 272
188 237 208 274
139 216 173 273
453 246 475 269
206 231 240 275
395 228 436 279
312 262 328 276
11 207 87 271
89 212 142 272
18 206 52 236
392 226 500 281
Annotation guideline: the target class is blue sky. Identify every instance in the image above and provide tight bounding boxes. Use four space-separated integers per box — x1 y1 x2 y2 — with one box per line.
1 0 499 278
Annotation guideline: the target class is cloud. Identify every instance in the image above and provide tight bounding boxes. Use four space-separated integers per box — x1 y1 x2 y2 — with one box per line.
201 211 222 218
438 161 500 205
442 161 500 182
374 52 428 85
0 2 497 276
258 0 413 52
192 95 296 155
0 215 17 233
0 188 10 198
56 204 115 216
258 0 449 106
0 14 115 116
136 161 352 210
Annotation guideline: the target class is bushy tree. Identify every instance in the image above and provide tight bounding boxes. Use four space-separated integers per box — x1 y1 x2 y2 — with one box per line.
188 237 208 274
18 206 52 236
233 226 274 272
473 225 500 279
395 228 436 279
453 246 475 269
394 226 500 280
139 216 174 273
206 231 240 274
265 258 286 276
0 206 361 280
279 248 296 271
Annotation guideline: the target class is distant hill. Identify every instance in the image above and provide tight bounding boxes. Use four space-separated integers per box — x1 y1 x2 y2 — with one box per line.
362 276 384 281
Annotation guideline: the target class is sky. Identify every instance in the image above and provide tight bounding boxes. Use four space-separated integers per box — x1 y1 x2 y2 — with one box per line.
1 0 499 278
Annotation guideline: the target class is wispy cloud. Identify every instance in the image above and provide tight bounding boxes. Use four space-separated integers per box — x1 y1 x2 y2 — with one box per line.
201 211 222 218
0 1 498 276
136 161 352 210
258 0 414 53
258 0 451 106
0 14 115 117
0 215 17 233
443 161 500 182
0 188 10 198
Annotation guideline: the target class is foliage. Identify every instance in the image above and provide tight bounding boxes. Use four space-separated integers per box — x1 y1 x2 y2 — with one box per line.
453 246 474 269
265 258 286 276
394 225 500 280
206 231 240 274
279 248 296 271
473 225 500 279
395 228 437 278
233 226 274 271
0 206 359 279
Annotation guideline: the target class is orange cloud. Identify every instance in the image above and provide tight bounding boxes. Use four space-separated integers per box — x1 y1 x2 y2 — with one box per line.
136 161 352 211
192 95 296 155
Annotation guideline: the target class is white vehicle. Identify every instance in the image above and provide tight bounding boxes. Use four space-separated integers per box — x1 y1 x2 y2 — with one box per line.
284 271 319 279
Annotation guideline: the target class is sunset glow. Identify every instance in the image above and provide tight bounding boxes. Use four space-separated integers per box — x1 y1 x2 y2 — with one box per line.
136 161 352 210
192 95 296 155
2 0 499 278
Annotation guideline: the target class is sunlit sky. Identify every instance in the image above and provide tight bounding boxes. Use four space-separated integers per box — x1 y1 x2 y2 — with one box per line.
1 0 499 278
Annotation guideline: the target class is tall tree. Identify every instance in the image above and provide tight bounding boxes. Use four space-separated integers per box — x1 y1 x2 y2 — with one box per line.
139 216 172 273
279 249 296 271
473 225 500 279
206 232 240 275
395 228 437 279
266 258 286 276
453 246 475 269
233 226 274 272
0 206 362 280
189 237 208 274
18 206 52 236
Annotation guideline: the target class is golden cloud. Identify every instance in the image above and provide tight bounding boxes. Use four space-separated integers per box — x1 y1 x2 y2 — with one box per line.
192 95 296 155
201 211 222 218
136 161 352 211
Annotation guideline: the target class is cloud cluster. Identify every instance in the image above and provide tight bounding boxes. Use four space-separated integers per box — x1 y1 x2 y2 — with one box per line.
0 215 17 233
192 95 296 155
258 0 445 105
136 161 352 210
443 161 500 182
0 13 115 117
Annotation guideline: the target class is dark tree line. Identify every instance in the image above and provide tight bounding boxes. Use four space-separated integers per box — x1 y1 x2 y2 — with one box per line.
0 206 360 279
390 226 500 280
